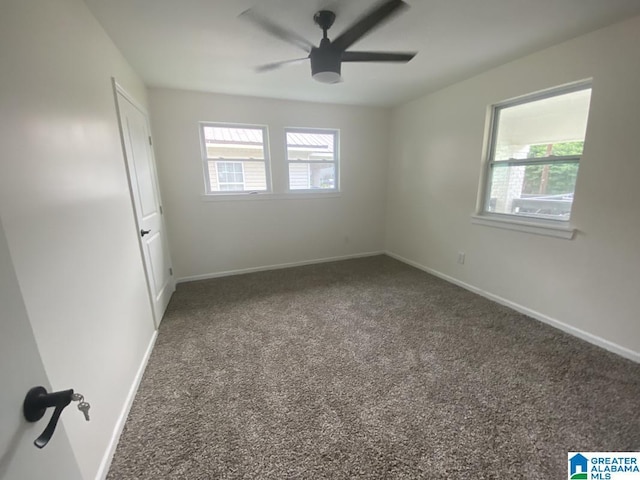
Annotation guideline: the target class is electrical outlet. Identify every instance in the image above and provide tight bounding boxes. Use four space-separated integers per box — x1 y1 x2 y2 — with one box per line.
457 252 465 265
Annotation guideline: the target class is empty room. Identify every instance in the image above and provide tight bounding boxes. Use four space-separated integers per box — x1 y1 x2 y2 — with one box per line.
1 0 640 479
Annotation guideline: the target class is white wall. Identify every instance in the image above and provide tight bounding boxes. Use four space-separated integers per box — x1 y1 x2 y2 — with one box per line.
149 89 389 279
0 0 156 478
386 16 640 358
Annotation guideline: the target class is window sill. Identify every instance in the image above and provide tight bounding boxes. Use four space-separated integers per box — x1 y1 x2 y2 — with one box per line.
201 192 341 202
471 214 575 240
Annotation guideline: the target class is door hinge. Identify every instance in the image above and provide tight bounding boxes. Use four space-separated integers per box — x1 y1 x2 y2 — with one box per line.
159 205 163 214
169 267 173 276
148 136 152 146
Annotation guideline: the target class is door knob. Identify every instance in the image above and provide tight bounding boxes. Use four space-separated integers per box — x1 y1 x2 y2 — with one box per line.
140 229 151 237
23 386 73 448
23 386 90 448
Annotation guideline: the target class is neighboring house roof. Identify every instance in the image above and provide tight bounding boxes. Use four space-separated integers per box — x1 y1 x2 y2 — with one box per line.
204 127 263 145
204 126 332 151
286 132 333 151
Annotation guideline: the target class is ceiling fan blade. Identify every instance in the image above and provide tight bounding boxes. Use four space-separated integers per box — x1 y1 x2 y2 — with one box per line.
240 9 316 53
255 57 309 73
331 0 409 51
342 51 416 62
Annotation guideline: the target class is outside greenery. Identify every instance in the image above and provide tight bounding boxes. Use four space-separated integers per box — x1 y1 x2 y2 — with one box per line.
522 141 583 195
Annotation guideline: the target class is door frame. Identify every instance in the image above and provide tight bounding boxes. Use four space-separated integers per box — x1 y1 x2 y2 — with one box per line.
112 78 175 328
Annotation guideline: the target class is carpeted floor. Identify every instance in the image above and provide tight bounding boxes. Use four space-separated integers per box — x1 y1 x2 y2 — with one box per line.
107 255 640 479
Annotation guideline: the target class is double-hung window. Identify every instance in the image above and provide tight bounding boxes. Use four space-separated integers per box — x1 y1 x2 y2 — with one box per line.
481 82 592 224
200 123 271 194
285 128 339 192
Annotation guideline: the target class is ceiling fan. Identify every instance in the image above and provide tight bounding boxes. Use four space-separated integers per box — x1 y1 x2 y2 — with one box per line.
240 0 417 84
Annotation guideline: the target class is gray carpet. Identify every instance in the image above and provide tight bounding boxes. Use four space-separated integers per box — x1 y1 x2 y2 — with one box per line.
107 255 640 479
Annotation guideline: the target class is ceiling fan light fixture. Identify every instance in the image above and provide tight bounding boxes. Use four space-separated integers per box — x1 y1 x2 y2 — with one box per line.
313 70 342 84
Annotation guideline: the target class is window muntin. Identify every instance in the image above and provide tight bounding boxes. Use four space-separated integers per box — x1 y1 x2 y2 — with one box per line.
484 85 592 222
285 128 339 191
200 123 270 194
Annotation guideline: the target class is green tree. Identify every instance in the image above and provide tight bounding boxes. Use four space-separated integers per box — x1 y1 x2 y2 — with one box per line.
528 141 583 157
523 142 582 195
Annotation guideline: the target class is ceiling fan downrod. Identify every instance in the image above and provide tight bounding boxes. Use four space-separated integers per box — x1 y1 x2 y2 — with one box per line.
313 10 336 39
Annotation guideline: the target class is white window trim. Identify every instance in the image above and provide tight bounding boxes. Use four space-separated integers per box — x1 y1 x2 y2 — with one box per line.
284 127 340 193
471 214 575 239
200 192 341 202
199 122 272 195
474 80 592 238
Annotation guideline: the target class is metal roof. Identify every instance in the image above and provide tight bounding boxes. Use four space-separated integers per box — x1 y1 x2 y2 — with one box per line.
286 132 333 151
204 126 263 145
204 126 333 150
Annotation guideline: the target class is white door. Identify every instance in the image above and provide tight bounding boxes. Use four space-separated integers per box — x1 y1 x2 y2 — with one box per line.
0 219 83 480
115 83 175 327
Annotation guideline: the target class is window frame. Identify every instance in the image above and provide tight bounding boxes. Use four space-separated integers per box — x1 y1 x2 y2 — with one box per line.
284 127 340 193
199 122 272 195
477 81 592 234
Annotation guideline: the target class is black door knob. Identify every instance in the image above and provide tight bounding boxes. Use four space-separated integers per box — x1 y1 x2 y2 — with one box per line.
140 229 151 237
23 386 74 448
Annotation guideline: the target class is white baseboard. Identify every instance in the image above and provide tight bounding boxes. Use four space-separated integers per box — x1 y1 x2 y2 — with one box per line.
95 330 158 480
176 251 385 284
385 251 640 364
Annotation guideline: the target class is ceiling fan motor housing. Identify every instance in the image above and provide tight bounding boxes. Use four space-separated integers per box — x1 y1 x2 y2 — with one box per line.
310 38 342 81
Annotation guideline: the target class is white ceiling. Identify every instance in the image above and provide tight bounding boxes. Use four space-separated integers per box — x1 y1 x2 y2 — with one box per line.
85 0 640 107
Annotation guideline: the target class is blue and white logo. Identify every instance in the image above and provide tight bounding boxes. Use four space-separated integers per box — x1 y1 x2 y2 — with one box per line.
568 452 640 479
570 453 589 479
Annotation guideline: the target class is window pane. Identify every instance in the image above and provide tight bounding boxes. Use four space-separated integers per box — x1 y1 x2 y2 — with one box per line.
203 126 265 160
214 161 244 190
242 161 268 191
286 131 335 161
488 162 578 220
289 163 335 190
206 160 267 192
494 89 591 161
288 163 310 190
526 141 584 158
219 184 244 191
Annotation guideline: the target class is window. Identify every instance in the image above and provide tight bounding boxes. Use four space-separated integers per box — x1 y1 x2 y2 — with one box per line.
481 83 592 224
285 128 339 191
200 123 270 194
216 162 244 191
